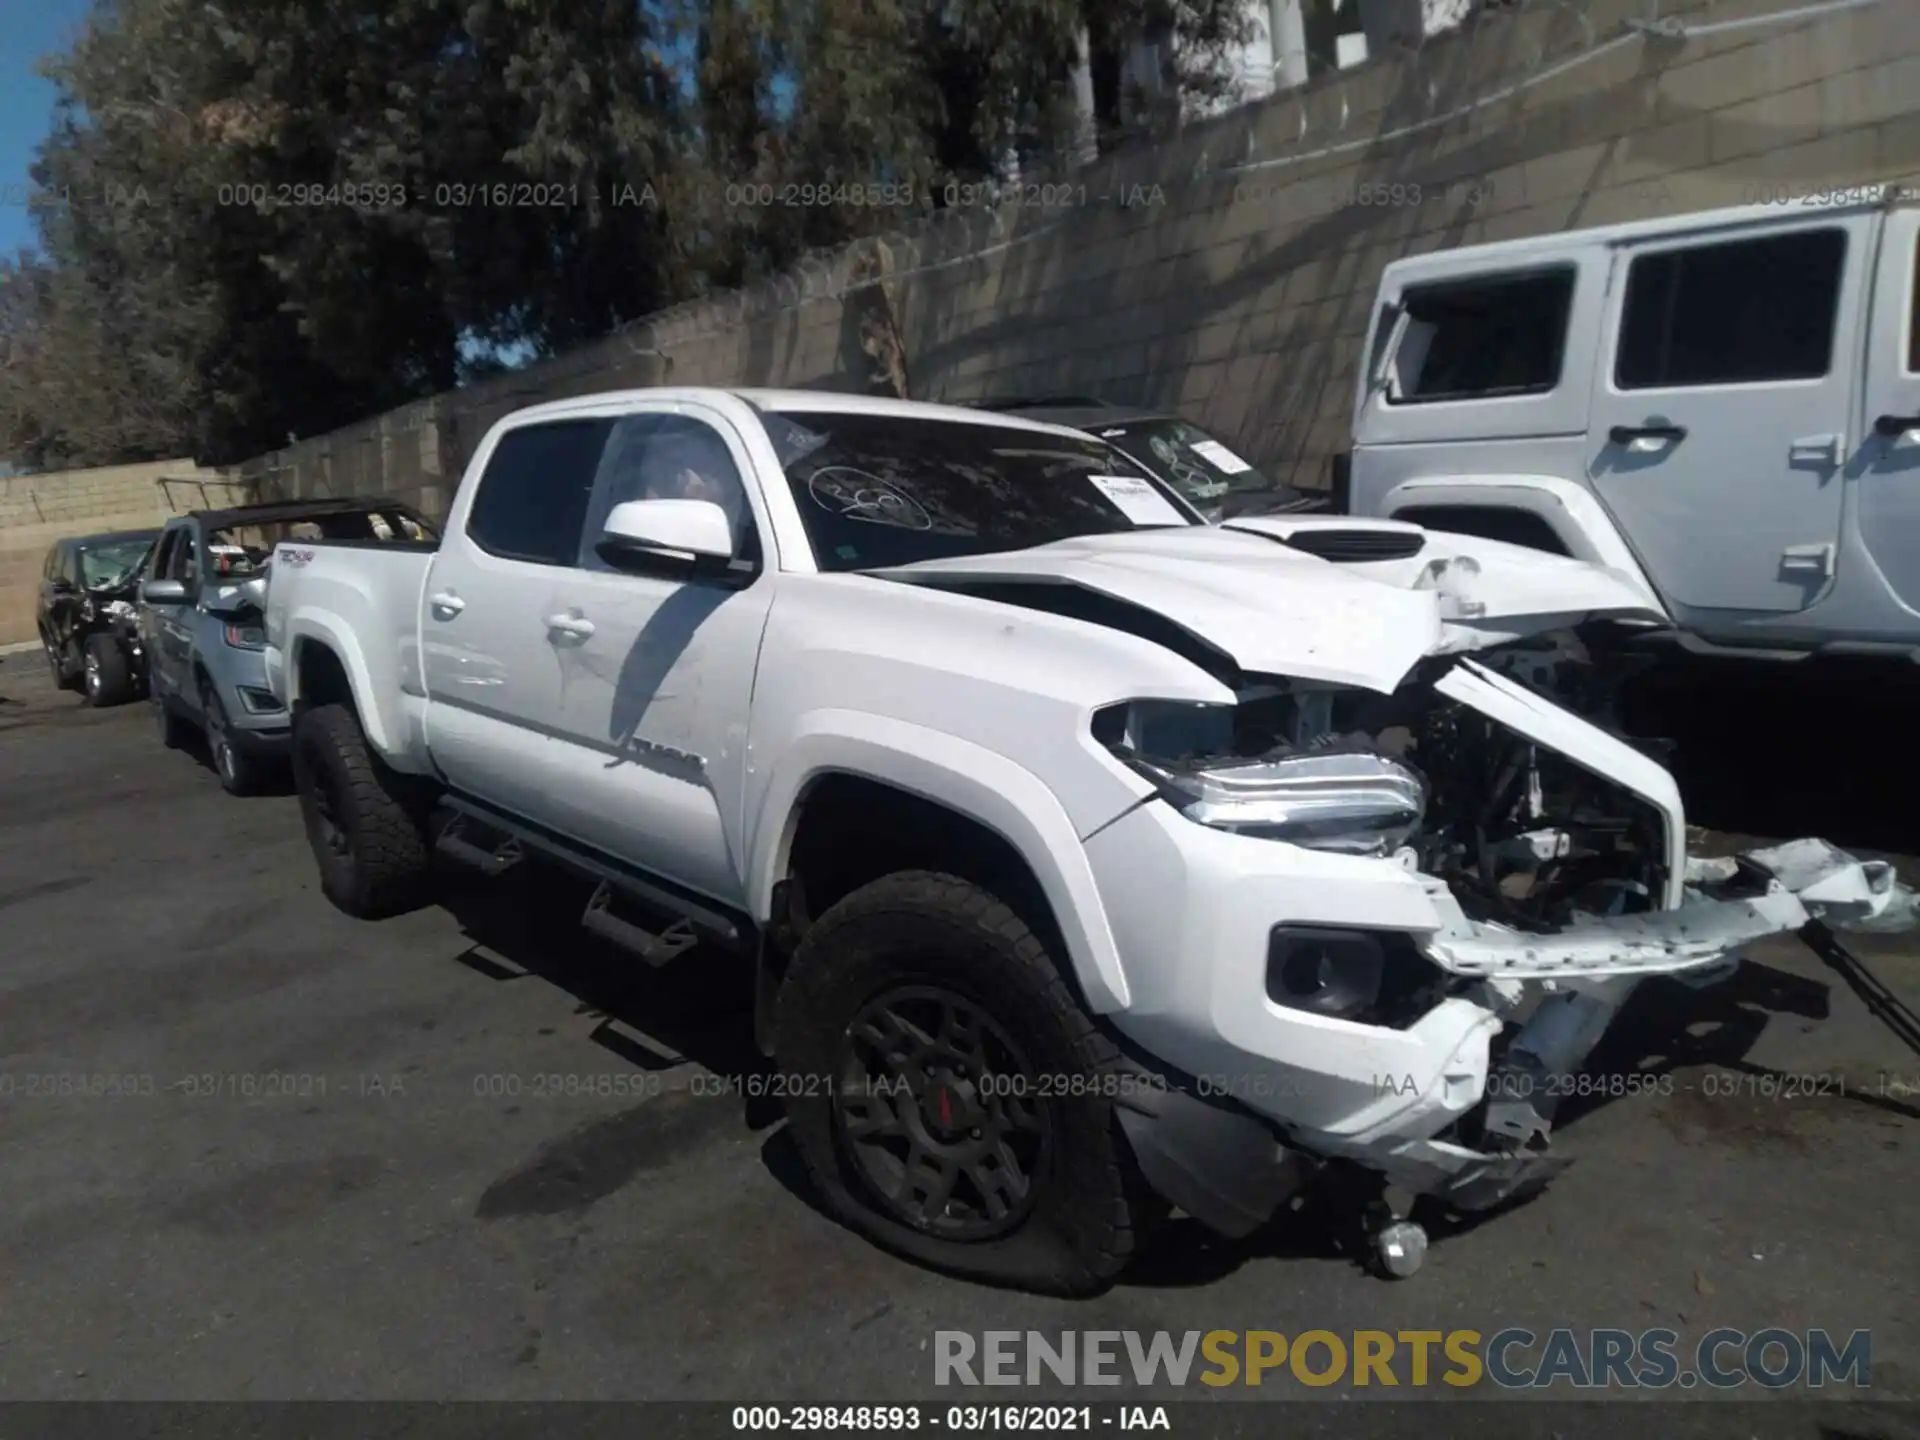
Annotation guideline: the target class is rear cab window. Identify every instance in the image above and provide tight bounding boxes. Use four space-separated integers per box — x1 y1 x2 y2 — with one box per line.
466 420 617 565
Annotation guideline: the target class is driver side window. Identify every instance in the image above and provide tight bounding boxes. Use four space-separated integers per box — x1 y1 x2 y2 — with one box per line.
578 413 760 572
155 530 196 588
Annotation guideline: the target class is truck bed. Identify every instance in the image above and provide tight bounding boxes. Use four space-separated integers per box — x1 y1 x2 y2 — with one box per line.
262 540 438 772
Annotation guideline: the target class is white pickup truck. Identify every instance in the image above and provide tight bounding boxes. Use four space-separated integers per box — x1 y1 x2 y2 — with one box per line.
264 387 1914 1293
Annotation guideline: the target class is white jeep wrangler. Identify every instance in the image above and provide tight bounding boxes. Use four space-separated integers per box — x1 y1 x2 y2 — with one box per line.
263 388 1913 1293
1348 192 1920 663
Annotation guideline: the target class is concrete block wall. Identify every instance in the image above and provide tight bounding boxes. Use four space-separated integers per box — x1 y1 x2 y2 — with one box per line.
201 0 1920 507
0 460 240 646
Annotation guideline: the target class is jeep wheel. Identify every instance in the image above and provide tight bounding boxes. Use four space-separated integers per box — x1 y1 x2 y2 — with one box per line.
775 870 1160 1295
200 679 263 796
291 702 431 918
83 634 136 708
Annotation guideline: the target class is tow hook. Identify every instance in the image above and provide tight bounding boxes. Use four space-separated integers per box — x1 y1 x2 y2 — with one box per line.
1364 1184 1428 1280
1799 920 1920 1057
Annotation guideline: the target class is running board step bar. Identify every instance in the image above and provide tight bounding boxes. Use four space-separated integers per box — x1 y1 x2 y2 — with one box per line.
435 814 526 876
581 882 702 966
435 793 750 955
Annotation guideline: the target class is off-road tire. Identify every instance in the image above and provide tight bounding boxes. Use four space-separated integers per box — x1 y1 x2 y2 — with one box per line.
291 702 432 918
84 633 136 708
775 870 1161 1296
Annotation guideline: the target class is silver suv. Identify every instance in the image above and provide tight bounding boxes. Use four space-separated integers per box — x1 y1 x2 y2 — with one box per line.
1346 193 1920 663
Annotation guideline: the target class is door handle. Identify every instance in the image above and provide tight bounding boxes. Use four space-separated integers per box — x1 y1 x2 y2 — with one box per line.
545 612 595 639
1609 423 1687 447
1779 543 1835 577
1788 432 1842 464
429 591 465 616
1874 413 1920 438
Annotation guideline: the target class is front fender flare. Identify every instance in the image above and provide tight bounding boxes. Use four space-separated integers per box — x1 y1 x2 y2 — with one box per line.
748 710 1133 1013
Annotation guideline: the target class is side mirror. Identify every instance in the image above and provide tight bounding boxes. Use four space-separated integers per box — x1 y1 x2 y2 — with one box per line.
141 579 190 605
202 575 267 616
597 498 735 567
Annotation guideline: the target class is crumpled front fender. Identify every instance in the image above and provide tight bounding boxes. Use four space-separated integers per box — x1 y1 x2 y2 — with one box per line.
1419 837 1917 980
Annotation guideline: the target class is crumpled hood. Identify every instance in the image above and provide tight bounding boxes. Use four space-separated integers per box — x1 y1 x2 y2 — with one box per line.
870 520 1668 692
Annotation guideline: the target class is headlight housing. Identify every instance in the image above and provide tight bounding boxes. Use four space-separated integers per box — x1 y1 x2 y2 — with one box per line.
1096 699 1426 855
223 622 267 650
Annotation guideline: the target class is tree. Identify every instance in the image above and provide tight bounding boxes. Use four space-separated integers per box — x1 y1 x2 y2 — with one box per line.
3 0 1262 472
9 0 689 469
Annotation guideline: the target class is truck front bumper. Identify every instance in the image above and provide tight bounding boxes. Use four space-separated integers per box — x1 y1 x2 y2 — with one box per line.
1085 804 1915 1233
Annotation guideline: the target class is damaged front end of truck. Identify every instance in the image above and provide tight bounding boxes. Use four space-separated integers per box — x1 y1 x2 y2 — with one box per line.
878 518 1918 1271
1102 627 1917 1268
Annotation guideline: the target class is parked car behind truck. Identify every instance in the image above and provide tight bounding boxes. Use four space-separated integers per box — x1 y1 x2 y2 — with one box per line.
1347 192 1920 662
141 497 437 793
36 528 160 706
979 396 1327 520
264 387 1912 1293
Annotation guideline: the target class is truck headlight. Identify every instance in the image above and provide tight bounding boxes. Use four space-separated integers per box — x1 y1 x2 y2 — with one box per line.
1096 699 1426 855
223 623 267 650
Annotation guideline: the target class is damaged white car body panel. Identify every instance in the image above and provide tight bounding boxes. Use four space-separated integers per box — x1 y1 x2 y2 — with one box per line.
872 520 1669 695
1222 514 1670 654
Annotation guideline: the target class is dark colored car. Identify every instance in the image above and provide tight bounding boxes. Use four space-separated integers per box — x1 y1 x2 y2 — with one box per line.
36 528 162 707
975 397 1328 522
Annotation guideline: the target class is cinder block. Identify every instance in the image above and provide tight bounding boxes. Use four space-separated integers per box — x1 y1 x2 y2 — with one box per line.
1706 81 1827 166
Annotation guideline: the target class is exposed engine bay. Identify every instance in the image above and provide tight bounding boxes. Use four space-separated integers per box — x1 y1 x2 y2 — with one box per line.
1102 623 1674 936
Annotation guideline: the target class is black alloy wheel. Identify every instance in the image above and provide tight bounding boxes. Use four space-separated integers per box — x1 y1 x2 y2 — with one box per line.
836 986 1051 1242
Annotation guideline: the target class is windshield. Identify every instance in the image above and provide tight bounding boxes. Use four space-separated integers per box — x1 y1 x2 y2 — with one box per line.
1087 418 1281 505
765 411 1196 572
77 539 154 590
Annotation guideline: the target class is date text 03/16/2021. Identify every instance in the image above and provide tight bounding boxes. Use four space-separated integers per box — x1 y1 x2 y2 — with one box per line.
731 1406 1170 1432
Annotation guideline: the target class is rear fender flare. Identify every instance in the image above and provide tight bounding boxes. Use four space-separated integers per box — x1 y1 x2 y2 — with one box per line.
281 613 406 764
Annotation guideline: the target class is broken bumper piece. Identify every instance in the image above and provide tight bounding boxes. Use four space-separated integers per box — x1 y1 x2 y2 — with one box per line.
1421 835 1917 980
1311 837 1916 1213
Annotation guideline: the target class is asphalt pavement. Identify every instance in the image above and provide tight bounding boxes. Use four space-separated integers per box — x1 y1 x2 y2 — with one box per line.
0 652 1915 1410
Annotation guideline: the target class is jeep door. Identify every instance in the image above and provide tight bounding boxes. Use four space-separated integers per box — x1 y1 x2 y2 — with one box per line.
40 543 79 657
1857 205 1920 615
1587 211 1875 617
142 524 201 710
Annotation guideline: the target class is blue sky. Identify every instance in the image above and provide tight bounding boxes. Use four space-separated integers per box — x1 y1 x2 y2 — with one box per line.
0 0 91 256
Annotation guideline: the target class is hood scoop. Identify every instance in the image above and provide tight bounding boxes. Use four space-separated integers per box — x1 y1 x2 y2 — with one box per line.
1261 528 1427 563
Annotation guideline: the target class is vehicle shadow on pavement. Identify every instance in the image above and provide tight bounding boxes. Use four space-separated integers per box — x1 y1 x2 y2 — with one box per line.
434 863 773 1111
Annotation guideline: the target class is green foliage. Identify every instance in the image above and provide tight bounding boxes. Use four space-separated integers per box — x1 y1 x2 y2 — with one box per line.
2 0 1253 471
